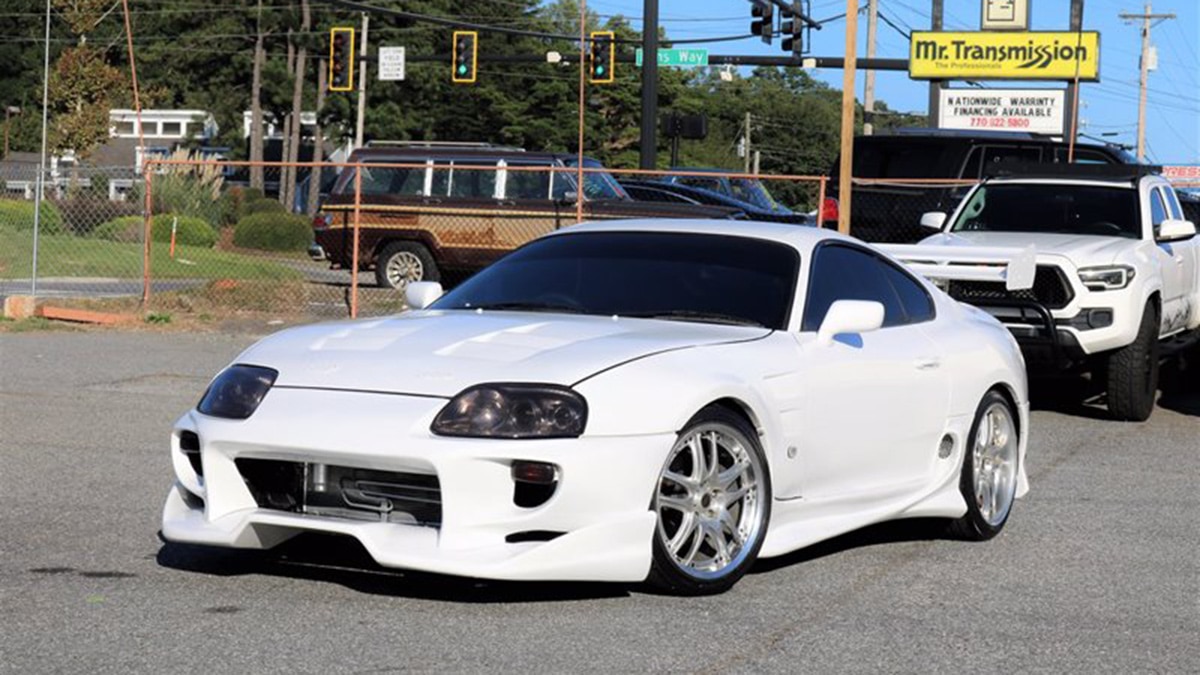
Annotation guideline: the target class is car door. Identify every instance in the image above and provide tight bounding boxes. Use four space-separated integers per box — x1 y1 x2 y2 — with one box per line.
790 243 952 500
1149 186 1189 334
1157 185 1200 331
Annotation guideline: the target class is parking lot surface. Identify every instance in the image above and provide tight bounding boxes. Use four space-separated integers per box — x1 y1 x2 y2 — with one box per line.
2 332 1197 673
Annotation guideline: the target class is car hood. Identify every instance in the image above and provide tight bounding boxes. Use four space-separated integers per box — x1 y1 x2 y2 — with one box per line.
921 231 1136 265
238 311 771 397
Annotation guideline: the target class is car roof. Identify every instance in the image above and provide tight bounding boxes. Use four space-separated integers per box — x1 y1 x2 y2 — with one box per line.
551 217 844 249
348 147 586 163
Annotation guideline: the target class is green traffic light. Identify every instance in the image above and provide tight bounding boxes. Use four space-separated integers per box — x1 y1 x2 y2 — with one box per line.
596 66 605 76
458 65 467 75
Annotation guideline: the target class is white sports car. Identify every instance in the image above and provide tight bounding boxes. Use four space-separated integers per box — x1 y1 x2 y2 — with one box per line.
162 219 1030 595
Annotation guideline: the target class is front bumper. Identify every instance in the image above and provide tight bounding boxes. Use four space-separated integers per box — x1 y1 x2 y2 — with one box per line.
162 387 667 582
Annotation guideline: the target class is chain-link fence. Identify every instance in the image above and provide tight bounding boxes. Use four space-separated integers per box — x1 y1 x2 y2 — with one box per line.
8 157 1197 325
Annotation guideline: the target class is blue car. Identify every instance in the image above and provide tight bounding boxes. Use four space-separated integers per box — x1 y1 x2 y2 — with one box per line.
621 169 810 225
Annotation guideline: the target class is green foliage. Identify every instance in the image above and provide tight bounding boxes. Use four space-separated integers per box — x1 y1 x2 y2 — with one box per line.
217 186 268 226
233 212 311 252
145 312 173 325
92 214 216 247
0 199 65 234
241 198 287 216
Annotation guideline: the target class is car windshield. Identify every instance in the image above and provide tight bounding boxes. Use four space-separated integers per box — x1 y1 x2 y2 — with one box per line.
728 178 790 213
432 231 799 329
950 183 1142 239
561 158 629 200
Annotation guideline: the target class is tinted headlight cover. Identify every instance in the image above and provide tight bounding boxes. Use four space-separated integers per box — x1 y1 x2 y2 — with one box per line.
197 364 279 420
432 384 587 439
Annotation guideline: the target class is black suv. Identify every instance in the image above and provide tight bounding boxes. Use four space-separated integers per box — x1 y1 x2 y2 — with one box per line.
825 130 1135 242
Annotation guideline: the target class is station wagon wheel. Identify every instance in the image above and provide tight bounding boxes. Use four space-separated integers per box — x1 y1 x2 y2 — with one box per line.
647 406 770 595
949 390 1019 541
375 241 440 290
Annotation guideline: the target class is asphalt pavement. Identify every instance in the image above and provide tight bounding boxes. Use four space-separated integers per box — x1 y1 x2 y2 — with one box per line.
1 331 1197 674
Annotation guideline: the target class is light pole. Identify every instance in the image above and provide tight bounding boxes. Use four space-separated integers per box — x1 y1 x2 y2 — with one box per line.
3 106 19 159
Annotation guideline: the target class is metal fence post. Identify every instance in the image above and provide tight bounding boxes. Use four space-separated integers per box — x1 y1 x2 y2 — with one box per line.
350 163 362 319
141 162 154 307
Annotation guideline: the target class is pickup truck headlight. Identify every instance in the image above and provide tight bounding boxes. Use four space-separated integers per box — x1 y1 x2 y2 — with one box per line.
432 384 587 439
197 365 278 419
1077 265 1136 291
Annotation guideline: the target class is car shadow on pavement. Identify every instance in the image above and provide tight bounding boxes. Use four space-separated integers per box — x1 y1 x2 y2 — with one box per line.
1028 374 1115 420
156 534 631 603
748 518 950 575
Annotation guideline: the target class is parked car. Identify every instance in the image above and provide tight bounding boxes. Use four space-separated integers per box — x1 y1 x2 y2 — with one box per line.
311 145 742 288
825 130 1135 242
163 218 1029 595
884 164 1199 421
620 175 811 225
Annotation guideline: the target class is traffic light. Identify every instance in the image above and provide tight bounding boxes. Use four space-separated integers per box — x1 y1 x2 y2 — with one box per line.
750 0 774 44
589 31 615 84
781 3 803 55
328 27 355 92
452 30 478 84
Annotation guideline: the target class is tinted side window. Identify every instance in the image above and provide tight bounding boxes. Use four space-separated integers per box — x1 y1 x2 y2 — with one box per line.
802 245 906 332
678 177 723 192
505 163 552 200
982 146 1041 169
450 161 498 198
881 263 935 323
1162 187 1184 220
1053 147 1116 165
1150 189 1168 229
357 164 426 196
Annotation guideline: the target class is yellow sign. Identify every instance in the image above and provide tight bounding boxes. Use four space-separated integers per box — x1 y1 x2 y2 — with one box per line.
910 31 1100 81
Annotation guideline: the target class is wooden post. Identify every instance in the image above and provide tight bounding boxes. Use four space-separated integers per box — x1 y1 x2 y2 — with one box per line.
837 0 859 236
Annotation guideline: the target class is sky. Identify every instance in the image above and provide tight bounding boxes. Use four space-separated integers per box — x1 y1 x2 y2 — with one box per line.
588 0 1200 165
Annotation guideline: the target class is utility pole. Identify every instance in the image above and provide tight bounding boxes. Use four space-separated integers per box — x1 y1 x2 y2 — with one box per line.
640 0 659 169
354 12 369 149
863 0 878 135
926 0 943 128
743 112 752 173
837 0 859 235
1064 0 1084 148
1120 3 1174 163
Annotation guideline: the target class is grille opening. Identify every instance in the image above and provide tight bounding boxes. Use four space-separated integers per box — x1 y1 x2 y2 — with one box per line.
946 265 1074 310
505 530 565 544
179 431 203 477
235 458 441 527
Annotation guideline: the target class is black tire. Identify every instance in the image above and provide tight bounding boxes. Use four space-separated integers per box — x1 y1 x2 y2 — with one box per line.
374 241 439 290
646 406 771 595
948 390 1021 542
1106 301 1160 422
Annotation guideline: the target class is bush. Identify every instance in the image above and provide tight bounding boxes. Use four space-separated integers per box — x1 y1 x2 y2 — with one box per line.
91 213 217 247
52 198 142 235
0 199 64 234
241 198 287 216
217 186 267 226
233 212 311 251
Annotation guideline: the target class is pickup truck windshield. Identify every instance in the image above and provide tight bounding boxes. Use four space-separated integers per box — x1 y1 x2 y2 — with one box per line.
950 183 1142 239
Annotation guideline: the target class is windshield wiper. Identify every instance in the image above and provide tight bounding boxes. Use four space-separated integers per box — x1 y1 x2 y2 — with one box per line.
622 310 765 327
465 301 586 314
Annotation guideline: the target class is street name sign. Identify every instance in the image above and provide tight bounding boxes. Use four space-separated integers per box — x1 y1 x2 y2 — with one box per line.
635 48 709 68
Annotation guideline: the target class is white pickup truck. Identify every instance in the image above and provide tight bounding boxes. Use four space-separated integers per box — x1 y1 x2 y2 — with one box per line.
883 167 1199 421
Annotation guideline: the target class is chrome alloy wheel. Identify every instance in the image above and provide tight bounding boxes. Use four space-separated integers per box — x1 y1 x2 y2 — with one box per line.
654 423 765 580
972 401 1019 528
386 251 424 287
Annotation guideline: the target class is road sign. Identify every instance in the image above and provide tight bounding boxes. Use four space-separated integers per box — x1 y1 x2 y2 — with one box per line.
939 88 1065 135
635 48 709 68
910 31 1100 81
982 0 1029 31
378 46 406 81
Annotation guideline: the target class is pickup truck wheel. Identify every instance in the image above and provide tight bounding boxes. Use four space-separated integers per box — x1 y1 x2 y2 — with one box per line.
375 242 439 290
1106 302 1160 421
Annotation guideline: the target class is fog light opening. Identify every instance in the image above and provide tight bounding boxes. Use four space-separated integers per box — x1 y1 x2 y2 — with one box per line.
512 461 559 508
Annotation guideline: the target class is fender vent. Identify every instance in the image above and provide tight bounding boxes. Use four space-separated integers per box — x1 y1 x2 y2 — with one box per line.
179 431 203 477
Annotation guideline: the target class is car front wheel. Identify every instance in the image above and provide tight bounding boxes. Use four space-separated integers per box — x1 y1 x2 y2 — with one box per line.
949 390 1020 541
647 406 770 595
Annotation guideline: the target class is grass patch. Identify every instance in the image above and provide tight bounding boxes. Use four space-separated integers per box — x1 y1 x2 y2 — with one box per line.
0 230 302 281
0 316 80 333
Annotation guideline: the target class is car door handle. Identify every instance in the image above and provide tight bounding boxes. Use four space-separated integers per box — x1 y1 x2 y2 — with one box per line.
915 357 942 371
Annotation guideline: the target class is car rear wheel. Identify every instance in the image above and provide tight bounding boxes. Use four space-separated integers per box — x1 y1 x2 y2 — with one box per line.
1106 301 1159 421
647 406 770 595
375 241 439 290
949 390 1020 541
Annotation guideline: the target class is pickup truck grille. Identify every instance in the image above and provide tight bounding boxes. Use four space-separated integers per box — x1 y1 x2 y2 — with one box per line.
946 265 1074 310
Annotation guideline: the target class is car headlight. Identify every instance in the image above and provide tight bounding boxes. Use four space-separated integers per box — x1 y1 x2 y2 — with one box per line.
1077 265 1135 291
432 384 587 439
197 364 278 419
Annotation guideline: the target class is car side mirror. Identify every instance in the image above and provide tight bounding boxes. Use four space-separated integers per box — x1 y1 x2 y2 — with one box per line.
556 191 579 206
1156 218 1196 243
919 211 947 233
405 281 443 310
816 300 885 347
